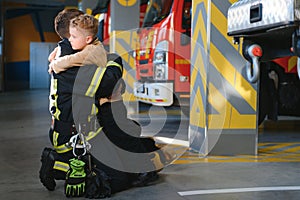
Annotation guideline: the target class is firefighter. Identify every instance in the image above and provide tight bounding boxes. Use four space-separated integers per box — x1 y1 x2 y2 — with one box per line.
39 11 130 197
39 11 108 193
95 54 162 187
39 8 85 191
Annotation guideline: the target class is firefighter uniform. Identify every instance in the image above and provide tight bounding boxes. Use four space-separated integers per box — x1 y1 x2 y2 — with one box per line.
95 54 161 188
48 39 80 180
40 39 105 189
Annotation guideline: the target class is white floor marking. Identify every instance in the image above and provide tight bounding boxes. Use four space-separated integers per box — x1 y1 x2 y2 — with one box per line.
178 186 300 196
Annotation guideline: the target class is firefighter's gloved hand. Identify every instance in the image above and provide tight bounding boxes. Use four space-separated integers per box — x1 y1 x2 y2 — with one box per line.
64 158 86 197
85 167 111 199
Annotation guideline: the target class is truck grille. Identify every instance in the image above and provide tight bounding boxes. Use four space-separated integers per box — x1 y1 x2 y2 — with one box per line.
139 60 148 65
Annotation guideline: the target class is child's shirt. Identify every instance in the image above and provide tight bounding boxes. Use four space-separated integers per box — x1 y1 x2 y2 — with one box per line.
50 39 107 73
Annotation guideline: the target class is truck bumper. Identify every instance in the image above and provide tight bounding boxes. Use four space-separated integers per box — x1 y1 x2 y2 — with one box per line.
134 82 173 106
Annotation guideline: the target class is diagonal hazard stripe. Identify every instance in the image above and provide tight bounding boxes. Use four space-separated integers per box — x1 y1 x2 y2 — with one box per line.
190 87 205 127
210 2 257 111
192 1 207 53
208 65 256 114
211 0 242 55
190 1 208 128
191 49 206 112
210 40 257 111
191 0 258 130
112 31 137 93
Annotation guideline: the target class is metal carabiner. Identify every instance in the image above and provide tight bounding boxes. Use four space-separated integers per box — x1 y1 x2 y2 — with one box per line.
68 126 91 157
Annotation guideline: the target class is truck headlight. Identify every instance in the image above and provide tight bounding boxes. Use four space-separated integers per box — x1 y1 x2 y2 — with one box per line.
153 41 168 80
154 63 166 80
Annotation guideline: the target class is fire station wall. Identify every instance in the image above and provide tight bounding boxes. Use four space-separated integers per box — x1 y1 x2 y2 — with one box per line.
4 10 59 90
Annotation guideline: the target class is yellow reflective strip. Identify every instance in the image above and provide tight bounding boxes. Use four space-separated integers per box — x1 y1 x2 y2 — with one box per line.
136 97 167 102
53 131 71 153
175 59 190 65
92 104 98 115
107 61 123 72
50 78 61 120
54 161 70 172
54 144 72 154
53 130 72 153
88 104 99 122
288 56 297 72
85 67 106 97
53 130 101 153
86 126 103 141
53 131 59 147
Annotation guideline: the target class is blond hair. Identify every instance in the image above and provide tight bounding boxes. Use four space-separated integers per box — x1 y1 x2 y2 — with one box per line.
70 14 98 39
54 8 84 39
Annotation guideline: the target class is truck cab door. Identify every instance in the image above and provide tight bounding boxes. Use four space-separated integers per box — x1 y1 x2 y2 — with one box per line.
174 0 191 94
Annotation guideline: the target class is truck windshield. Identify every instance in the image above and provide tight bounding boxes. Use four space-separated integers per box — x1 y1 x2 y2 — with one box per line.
142 0 173 28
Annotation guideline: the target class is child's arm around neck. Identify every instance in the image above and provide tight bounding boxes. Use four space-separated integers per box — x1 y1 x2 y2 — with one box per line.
49 40 107 74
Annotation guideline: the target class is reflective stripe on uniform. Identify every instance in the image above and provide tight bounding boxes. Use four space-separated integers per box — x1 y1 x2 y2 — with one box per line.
54 143 73 154
50 77 61 120
53 161 70 172
88 104 98 122
53 130 73 154
53 131 59 148
53 127 102 154
107 61 123 72
85 67 107 97
86 126 103 141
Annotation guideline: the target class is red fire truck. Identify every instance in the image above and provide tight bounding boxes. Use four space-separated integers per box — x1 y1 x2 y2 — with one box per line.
227 0 300 124
259 56 300 124
134 0 192 106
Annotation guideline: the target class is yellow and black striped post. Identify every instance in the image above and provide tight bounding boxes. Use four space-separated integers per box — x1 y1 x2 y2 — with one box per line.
189 0 258 155
109 0 140 114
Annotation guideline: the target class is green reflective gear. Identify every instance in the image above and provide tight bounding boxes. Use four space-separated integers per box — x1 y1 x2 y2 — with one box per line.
64 158 86 197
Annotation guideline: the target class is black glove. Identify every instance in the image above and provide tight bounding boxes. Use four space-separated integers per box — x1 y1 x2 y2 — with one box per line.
85 166 111 199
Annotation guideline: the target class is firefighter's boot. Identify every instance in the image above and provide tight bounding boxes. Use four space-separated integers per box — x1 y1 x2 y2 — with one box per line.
39 147 56 191
131 171 159 187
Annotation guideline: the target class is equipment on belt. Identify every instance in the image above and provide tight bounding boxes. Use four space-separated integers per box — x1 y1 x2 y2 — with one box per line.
67 124 91 158
64 123 111 198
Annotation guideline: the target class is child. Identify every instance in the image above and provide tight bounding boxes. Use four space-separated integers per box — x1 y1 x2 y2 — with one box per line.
48 14 107 73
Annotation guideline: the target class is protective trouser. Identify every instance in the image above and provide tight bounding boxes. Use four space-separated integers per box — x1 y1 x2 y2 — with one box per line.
49 119 77 180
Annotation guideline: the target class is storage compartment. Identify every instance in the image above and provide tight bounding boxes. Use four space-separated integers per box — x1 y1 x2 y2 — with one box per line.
227 0 300 61
227 0 300 37
227 0 300 83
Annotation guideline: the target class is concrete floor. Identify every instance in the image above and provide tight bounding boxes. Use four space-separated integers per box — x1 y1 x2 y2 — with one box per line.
1 89 300 200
